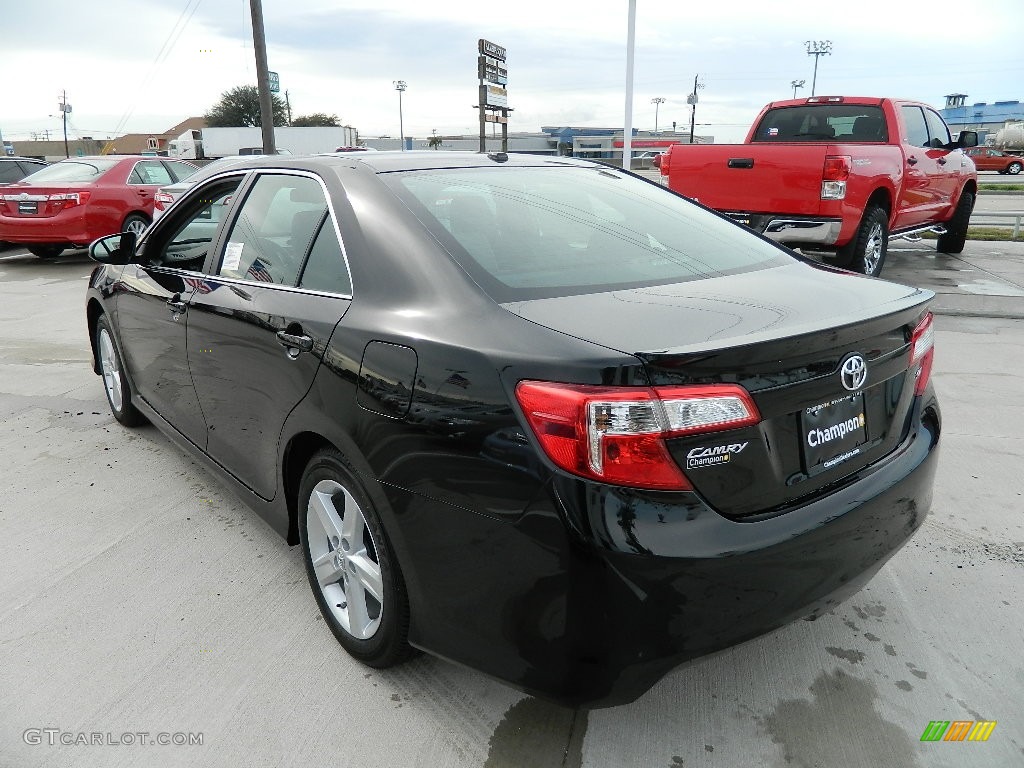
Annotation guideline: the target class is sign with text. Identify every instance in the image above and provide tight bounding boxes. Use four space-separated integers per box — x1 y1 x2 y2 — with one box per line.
478 56 508 85
478 39 506 62
480 84 508 109
268 71 280 93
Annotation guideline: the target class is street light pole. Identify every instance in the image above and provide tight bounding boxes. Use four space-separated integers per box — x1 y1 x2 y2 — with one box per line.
805 41 832 97
394 80 407 151
651 97 665 134
791 79 805 99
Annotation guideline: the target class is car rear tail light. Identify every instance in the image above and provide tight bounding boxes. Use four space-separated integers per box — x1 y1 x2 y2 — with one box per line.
807 96 844 103
909 313 935 396
514 381 761 490
48 191 91 210
821 155 851 200
154 191 175 210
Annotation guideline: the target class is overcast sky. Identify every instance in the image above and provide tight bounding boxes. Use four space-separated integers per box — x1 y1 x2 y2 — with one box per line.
2 0 1021 145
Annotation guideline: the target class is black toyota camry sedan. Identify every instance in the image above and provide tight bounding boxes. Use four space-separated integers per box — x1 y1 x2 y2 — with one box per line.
85 151 939 707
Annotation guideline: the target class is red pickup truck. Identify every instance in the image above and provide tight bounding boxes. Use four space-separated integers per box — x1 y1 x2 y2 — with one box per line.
656 96 978 276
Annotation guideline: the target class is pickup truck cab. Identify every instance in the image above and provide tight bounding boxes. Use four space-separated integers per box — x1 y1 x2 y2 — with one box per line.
656 96 978 275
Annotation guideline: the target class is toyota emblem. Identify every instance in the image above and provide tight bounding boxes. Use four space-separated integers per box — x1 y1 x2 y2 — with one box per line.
840 353 867 391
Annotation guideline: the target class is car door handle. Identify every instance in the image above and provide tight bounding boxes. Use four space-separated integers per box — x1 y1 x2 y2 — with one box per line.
907 156 918 166
276 331 314 353
727 158 754 169
166 296 186 313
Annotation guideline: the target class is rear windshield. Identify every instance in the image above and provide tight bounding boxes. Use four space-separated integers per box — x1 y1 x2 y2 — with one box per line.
21 158 120 183
752 105 888 143
387 165 790 302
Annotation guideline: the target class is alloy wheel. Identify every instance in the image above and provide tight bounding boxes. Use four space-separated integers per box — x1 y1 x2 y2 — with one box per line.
305 479 384 640
98 327 123 411
863 222 884 275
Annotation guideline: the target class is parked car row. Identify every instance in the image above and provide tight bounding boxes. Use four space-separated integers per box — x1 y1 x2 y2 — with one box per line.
0 156 198 258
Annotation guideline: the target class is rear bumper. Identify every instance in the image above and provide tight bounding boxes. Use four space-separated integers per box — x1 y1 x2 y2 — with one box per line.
0 209 93 245
388 398 940 707
724 212 843 247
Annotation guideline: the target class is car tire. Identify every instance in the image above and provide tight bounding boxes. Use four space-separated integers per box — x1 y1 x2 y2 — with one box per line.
936 192 974 255
299 448 415 668
122 213 150 238
27 244 65 259
1007 162 1022 175
95 315 145 427
830 205 889 277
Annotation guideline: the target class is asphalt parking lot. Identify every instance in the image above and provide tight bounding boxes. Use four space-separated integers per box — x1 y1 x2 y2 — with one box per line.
0 241 1021 768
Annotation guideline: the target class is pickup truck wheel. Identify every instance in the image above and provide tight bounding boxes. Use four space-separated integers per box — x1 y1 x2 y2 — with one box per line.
1007 161 1022 175
833 206 888 277
936 192 974 255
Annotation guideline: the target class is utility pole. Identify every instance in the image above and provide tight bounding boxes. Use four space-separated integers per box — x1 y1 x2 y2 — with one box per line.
687 75 704 144
394 80 407 151
791 79 806 99
285 89 292 125
805 41 832 96
59 90 71 158
651 97 666 134
249 0 276 154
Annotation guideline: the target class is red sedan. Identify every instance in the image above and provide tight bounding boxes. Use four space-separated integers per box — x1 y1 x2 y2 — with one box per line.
965 147 1023 175
0 156 197 258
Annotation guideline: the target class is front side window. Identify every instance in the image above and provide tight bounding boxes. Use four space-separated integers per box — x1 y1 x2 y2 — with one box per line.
389 166 790 302
900 106 931 149
147 176 245 270
924 110 952 149
217 173 328 286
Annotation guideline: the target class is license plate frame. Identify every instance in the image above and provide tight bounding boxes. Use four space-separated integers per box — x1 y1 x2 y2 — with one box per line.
801 393 867 474
18 201 38 215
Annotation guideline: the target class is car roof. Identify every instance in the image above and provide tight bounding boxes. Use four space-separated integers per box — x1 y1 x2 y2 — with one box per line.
197 150 602 176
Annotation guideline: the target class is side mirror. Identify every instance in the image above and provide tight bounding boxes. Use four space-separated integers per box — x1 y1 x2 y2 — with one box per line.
956 130 979 149
88 231 137 265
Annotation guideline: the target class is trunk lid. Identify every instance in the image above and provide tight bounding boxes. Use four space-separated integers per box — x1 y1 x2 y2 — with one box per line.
0 182 91 220
503 260 933 517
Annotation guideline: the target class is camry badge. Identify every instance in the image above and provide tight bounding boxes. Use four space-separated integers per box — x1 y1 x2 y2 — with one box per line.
840 353 867 391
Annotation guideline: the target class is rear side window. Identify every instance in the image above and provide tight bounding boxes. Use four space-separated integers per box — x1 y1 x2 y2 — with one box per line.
129 160 174 186
298 219 352 295
217 173 328 286
389 166 790 302
752 105 888 142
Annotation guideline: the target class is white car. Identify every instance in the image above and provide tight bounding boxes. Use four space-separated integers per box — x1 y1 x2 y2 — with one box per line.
152 156 256 221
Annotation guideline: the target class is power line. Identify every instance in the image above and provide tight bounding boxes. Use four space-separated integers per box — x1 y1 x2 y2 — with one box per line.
110 0 205 138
